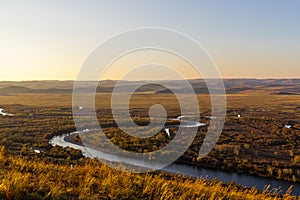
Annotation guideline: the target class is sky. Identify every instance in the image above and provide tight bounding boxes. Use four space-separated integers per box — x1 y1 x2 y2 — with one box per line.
0 0 299 81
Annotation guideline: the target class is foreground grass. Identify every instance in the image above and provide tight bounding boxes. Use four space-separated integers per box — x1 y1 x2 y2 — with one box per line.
0 147 297 200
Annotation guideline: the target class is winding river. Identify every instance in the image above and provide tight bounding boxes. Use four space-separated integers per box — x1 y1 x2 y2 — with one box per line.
50 123 300 196
0 108 14 116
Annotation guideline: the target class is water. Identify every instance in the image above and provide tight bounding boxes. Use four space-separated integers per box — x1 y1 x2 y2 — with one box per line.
0 108 14 116
50 132 300 196
165 163 300 196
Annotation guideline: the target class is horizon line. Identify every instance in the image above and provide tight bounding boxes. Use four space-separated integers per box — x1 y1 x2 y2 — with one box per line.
1 77 300 82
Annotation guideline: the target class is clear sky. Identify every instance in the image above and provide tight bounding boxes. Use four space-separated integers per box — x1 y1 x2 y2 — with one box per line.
0 0 299 81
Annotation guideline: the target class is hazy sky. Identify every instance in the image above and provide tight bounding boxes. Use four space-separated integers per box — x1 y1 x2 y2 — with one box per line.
0 0 299 80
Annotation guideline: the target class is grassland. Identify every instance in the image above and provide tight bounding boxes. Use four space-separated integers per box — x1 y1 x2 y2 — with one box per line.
0 147 297 200
0 80 300 199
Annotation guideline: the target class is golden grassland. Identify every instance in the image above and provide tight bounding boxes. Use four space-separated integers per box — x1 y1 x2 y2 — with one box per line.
0 147 297 200
0 92 299 111
0 92 300 199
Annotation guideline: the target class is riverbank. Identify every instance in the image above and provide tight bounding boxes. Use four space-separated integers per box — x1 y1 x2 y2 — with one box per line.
0 146 296 200
51 133 300 196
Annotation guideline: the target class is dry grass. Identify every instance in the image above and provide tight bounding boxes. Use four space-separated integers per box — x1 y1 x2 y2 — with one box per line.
0 147 297 200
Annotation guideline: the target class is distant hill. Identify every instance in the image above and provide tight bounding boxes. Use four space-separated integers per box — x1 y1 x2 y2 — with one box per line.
156 87 210 94
226 87 251 94
0 86 32 94
0 79 299 95
277 92 299 95
0 86 72 94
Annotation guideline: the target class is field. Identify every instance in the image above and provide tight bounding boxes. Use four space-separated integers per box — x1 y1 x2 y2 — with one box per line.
0 80 300 199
